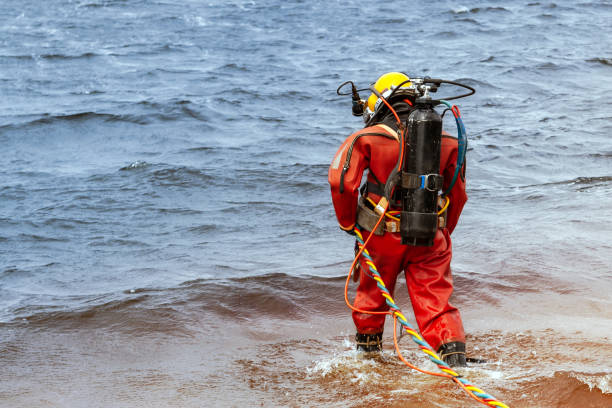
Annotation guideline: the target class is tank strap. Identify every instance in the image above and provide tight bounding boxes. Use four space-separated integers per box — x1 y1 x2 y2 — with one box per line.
366 173 443 198
401 172 444 191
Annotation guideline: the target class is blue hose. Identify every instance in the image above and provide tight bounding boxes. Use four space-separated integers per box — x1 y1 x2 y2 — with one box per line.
440 100 467 196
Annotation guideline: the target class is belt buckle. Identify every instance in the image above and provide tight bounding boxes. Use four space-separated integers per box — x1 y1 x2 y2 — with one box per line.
420 174 440 192
386 220 399 233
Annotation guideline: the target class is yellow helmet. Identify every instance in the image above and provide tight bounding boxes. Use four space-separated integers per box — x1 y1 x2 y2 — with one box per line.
364 72 412 122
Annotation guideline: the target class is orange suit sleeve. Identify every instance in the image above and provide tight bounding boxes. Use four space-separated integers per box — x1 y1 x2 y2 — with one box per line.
328 132 370 232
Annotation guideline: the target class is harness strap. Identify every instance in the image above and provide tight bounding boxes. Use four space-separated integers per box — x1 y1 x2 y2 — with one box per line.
364 181 402 204
357 196 449 235
338 131 397 194
360 169 384 196
356 197 399 236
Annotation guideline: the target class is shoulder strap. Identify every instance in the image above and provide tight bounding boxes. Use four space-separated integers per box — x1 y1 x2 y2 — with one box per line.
338 129 397 194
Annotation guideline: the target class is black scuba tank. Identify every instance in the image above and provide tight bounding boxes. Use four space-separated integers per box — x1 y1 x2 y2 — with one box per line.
400 102 443 246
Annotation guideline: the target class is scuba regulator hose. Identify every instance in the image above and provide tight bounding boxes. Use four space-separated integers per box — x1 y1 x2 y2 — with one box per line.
440 100 467 195
341 77 509 407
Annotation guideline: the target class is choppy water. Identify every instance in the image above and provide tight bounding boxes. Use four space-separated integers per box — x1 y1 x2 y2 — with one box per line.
1 0 611 407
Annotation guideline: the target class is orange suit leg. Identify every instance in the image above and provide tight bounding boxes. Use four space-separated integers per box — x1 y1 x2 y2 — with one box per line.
404 229 465 351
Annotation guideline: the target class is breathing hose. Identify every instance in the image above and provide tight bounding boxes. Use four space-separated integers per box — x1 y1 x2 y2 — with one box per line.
440 100 467 196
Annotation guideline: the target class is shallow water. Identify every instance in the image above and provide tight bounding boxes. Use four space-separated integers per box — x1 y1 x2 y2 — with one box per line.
1 0 611 407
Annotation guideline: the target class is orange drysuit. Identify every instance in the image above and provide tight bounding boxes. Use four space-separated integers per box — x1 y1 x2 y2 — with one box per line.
328 123 467 351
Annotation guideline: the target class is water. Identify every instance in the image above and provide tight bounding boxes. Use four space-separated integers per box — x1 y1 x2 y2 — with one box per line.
1 0 611 407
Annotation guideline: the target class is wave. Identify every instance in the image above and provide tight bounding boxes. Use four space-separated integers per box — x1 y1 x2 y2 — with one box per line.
378 18 406 24
519 371 612 405
1 274 346 330
455 17 481 25
146 166 216 187
78 1 127 8
93 162 243 192
0 52 99 61
215 63 250 73
117 162 222 188
186 224 217 233
0 112 149 130
2 266 589 331
5 294 196 337
1 99 210 130
469 7 511 13
587 57 612 66
182 146 216 152
451 6 510 14
38 52 99 60
523 175 612 190
17 233 70 243
119 160 151 171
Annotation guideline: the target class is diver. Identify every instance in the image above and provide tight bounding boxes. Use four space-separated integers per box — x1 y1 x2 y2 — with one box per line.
328 72 469 367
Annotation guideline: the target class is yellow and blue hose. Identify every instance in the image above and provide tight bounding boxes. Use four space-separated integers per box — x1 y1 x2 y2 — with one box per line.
352 226 509 408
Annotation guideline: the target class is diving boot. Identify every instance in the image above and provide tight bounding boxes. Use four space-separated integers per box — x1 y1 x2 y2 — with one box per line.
355 332 383 353
437 341 467 367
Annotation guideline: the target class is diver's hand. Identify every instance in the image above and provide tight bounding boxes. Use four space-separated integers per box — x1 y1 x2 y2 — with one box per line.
352 241 361 282
352 263 360 283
